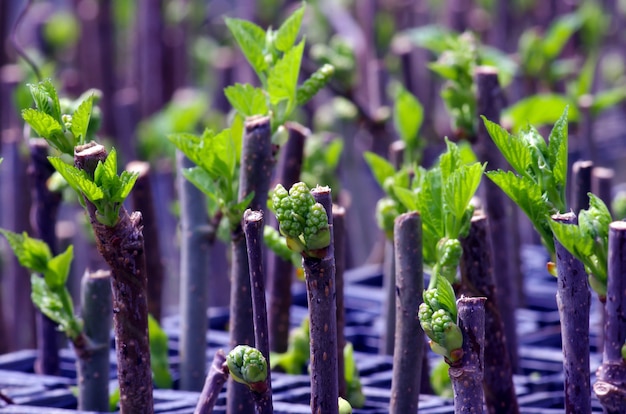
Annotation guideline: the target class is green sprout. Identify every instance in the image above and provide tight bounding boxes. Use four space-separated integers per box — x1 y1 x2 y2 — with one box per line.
418 278 463 363
227 345 268 393
0 230 81 340
271 182 330 258
22 79 98 155
48 149 138 227
550 193 611 298
338 397 353 414
224 2 334 132
482 107 569 257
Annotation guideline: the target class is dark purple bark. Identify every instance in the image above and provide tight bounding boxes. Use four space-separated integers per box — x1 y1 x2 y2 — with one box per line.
194 350 229 414
333 205 347 399
552 212 591 414
449 297 486 414
475 66 519 373
389 211 424 414
243 209 273 414
75 142 153 414
29 139 62 376
460 214 519 414
572 160 594 215
594 221 626 412
304 187 338 414
268 122 306 353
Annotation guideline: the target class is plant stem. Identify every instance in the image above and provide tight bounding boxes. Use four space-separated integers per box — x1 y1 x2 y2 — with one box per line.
389 211 424 414
228 115 273 414
29 138 62 376
177 151 210 391
333 205 347 399
474 66 519 373
243 209 273 414
268 122 307 353
127 161 165 322
304 186 338 414
194 349 229 414
459 213 519 414
76 269 112 412
381 140 404 356
552 212 591 414
449 297 486 414
572 160 594 215
74 142 153 414
594 221 626 413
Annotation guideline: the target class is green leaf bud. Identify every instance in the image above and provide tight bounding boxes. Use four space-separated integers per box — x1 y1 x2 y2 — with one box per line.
375 197 399 237
296 64 335 106
227 345 268 389
338 397 353 414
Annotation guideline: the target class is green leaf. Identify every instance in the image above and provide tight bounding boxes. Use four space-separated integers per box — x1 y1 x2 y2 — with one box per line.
547 107 568 188
22 109 72 153
363 152 395 190
590 87 626 116
444 163 484 233
400 25 456 54
542 13 582 60
0 230 51 274
69 94 93 144
550 220 591 257
436 277 458 320
44 245 74 289
481 115 531 175
115 170 139 201
148 315 173 389
169 133 204 168
393 186 417 211
30 274 78 337
101 148 119 183
49 157 104 202
224 84 269 117
28 80 62 122
268 40 305 108
274 3 305 52
438 139 461 183
393 87 423 147
224 17 268 80
325 140 343 169
503 94 579 132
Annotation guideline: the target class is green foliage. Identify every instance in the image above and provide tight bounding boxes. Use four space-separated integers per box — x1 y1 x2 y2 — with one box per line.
169 128 252 231
148 315 173 389
338 397 353 414
224 3 333 131
227 345 268 389
549 193 610 297
483 108 569 255
343 342 365 408
398 25 517 139
271 182 330 257
309 36 356 88
22 79 97 155
263 225 302 269
270 317 310 375
392 85 424 165
49 149 139 227
0 230 81 340
419 278 463 362
430 359 453 398
300 134 344 196
503 94 579 132
518 12 582 87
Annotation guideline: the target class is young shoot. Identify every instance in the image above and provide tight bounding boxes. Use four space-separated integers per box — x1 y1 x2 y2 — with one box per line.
550 193 611 298
482 107 569 257
224 2 334 132
0 230 80 340
227 345 269 394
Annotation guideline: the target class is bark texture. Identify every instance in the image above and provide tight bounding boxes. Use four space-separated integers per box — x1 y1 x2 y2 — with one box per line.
304 187 338 414
449 297 486 414
552 212 591 414
389 212 424 414
460 214 519 414
594 221 626 413
194 350 229 414
75 142 153 414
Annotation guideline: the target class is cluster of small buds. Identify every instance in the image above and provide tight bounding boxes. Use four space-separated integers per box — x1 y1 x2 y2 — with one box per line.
227 345 268 392
271 182 330 255
419 288 463 363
